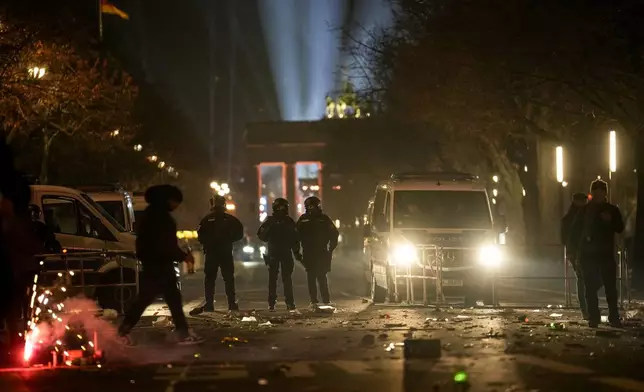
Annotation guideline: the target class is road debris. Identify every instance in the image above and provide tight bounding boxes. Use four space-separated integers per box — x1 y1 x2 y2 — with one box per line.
242 316 257 322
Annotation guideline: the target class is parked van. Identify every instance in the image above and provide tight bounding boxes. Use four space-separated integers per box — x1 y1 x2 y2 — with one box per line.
363 172 507 306
31 185 137 310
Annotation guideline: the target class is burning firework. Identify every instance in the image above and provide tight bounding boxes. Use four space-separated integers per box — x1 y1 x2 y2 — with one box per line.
22 271 104 367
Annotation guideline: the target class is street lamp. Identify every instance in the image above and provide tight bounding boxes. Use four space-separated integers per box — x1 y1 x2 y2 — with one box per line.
555 146 564 183
609 130 617 174
28 66 46 79
210 181 219 190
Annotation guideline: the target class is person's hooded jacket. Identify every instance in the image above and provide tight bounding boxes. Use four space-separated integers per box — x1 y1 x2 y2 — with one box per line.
135 185 186 275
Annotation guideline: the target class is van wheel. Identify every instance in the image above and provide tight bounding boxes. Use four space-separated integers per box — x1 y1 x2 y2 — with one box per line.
96 269 137 314
371 274 387 303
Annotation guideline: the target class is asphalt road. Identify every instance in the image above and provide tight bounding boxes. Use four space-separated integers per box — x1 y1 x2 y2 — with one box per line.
2 253 642 391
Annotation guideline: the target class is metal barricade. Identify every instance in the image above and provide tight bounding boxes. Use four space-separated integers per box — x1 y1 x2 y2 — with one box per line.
394 244 478 305
493 245 631 309
37 250 140 314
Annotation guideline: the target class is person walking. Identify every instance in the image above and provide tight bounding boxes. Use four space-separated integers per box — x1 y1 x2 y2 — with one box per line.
117 185 203 345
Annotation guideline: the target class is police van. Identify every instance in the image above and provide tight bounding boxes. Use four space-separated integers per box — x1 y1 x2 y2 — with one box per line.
31 185 138 310
363 172 507 306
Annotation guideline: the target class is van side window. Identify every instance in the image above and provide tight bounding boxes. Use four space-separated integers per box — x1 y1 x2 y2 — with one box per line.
42 197 78 235
78 204 100 238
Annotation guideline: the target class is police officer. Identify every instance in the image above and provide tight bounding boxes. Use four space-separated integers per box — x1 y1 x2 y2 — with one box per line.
198 195 244 311
570 179 624 328
296 196 339 309
257 198 301 311
28 204 62 253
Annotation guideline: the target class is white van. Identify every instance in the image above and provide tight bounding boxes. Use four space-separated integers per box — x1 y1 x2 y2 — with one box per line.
364 172 507 306
32 185 137 310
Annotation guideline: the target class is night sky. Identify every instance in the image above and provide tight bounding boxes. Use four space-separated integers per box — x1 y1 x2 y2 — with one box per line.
104 0 391 177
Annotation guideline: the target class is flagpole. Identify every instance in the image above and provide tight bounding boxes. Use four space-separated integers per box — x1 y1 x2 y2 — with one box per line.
98 0 104 42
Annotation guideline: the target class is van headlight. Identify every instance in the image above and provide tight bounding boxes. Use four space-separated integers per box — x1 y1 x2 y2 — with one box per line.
478 245 503 267
392 244 418 266
243 246 254 254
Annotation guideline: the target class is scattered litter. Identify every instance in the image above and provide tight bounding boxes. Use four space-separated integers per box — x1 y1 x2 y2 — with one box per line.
549 313 563 318
463 343 474 348
101 309 118 320
517 315 529 323
258 378 268 386
153 316 174 327
242 316 257 322
454 315 472 322
317 305 335 313
342 321 350 325
601 315 609 323
475 301 484 307
404 339 441 359
359 334 376 347
189 307 204 316
548 322 567 331
221 336 248 347
259 321 273 327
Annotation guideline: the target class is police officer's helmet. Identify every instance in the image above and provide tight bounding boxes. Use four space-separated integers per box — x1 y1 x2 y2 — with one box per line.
272 198 289 214
28 204 42 219
211 195 227 211
304 196 321 212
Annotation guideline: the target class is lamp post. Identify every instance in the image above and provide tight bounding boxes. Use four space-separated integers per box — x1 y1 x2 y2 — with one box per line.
609 130 617 203
555 145 571 305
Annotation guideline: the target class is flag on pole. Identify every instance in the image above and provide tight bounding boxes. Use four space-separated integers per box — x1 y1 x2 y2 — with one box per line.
101 0 129 20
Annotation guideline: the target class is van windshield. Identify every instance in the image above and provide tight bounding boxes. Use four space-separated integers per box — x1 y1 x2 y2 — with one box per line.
393 190 492 229
80 193 127 232
97 200 126 230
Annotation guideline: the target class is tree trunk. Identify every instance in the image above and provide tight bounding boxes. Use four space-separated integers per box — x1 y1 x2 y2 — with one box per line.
632 126 644 290
482 136 526 251
39 130 58 184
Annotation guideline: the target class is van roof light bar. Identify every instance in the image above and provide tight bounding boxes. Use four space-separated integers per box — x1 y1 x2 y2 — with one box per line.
390 172 479 182
67 183 125 192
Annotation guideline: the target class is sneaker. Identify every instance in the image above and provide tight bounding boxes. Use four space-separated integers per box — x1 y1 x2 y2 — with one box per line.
286 304 296 311
609 319 624 328
177 334 205 346
268 304 276 311
118 334 136 347
228 303 240 312
309 302 318 311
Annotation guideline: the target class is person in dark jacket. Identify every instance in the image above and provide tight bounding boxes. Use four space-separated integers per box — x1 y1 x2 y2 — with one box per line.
296 196 339 309
118 185 203 345
257 198 301 311
560 192 589 319
0 136 40 363
570 179 624 328
197 194 244 311
28 204 62 253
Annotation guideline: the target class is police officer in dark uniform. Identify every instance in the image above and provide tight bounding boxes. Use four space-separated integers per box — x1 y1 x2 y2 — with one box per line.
257 198 301 311
569 179 624 328
28 204 62 253
198 195 244 311
296 196 339 309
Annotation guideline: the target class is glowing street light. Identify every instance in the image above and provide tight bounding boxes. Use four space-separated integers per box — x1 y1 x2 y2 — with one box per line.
157 161 166 169
133 144 143 152
110 129 120 137
148 155 158 162
609 130 617 173
210 181 219 190
555 146 564 183
28 66 46 79
492 175 499 183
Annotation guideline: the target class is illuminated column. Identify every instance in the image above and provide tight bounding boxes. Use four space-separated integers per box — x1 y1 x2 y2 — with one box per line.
286 162 296 218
